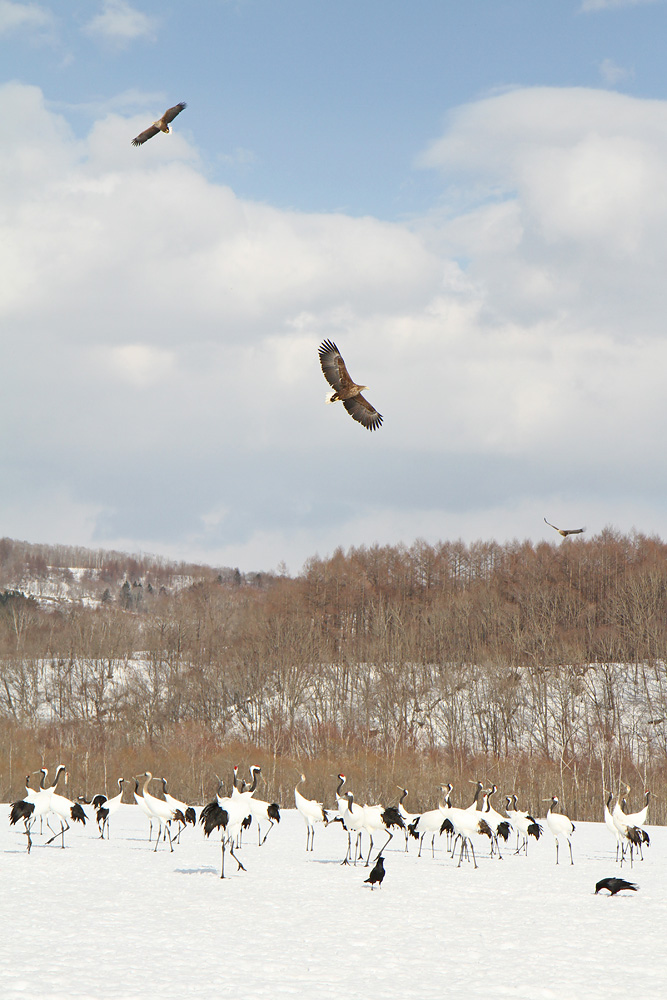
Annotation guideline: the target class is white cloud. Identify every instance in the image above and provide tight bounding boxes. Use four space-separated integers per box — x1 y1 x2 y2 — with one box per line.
0 0 53 36
84 0 157 44
599 57 634 84
3 82 667 569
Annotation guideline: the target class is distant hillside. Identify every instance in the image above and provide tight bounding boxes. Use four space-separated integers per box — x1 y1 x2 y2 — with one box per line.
0 536 271 609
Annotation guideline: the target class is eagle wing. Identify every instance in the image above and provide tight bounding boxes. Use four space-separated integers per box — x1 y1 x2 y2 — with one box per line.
343 394 383 432
161 102 187 125
131 124 161 146
318 339 356 393
544 518 585 536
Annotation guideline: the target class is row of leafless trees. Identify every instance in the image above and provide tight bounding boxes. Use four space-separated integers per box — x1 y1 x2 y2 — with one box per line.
1 530 667 821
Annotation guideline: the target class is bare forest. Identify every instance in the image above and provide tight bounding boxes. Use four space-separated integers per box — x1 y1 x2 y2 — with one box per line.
2 530 667 824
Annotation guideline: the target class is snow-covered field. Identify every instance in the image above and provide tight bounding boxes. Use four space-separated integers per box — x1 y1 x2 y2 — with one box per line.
2 803 665 1000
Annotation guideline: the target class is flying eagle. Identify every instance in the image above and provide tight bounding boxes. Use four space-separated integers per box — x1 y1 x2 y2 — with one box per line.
544 518 586 537
318 339 383 431
131 102 187 146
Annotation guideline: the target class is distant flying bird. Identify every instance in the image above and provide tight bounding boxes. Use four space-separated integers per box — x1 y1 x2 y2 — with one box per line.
595 877 638 896
544 518 585 538
131 102 187 146
364 854 385 889
318 339 383 431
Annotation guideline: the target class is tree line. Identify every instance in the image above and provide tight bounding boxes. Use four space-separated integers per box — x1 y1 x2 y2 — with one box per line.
1 529 667 823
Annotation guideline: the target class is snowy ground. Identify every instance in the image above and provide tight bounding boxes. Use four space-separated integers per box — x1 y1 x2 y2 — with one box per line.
1 802 665 1000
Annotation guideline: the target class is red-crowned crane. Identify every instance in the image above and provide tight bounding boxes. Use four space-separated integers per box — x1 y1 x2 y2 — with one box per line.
9 769 50 852
243 766 281 845
46 767 87 847
604 791 625 863
133 777 155 841
409 788 450 859
200 779 251 878
341 790 366 865
441 785 495 869
160 778 196 843
611 793 649 867
396 787 420 851
360 798 405 866
137 772 186 852
624 788 650 828
545 796 575 865
480 785 512 859
94 778 127 839
294 774 328 851
506 794 542 855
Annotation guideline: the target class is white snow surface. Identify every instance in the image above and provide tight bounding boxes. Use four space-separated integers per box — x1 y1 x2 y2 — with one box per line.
2 803 666 999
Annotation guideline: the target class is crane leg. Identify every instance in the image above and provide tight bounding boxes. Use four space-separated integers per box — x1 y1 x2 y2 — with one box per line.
260 820 274 846
46 819 69 847
568 838 574 865
378 830 393 859
229 842 246 872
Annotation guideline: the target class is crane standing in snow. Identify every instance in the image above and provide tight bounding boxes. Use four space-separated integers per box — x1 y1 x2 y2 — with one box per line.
545 796 575 865
294 774 328 852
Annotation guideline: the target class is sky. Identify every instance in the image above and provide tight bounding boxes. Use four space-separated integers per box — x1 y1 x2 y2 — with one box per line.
2 0 667 573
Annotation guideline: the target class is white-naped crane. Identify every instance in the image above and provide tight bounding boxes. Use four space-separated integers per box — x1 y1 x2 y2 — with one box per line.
396 787 420 851
46 767 87 847
132 777 155 841
9 768 51 852
200 778 251 878
294 774 328 851
506 794 542 854
242 766 281 845
137 772 186 852
160 778 196 843
94 778 127 839
545 796 575 865
360 797 405 866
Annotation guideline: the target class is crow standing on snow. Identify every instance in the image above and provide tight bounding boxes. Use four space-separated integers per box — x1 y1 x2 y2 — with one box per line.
364 855 385 889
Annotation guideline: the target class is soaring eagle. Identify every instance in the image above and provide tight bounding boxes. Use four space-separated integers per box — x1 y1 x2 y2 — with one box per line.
318 339 383 431
131 102 187 146
544 518 585 538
